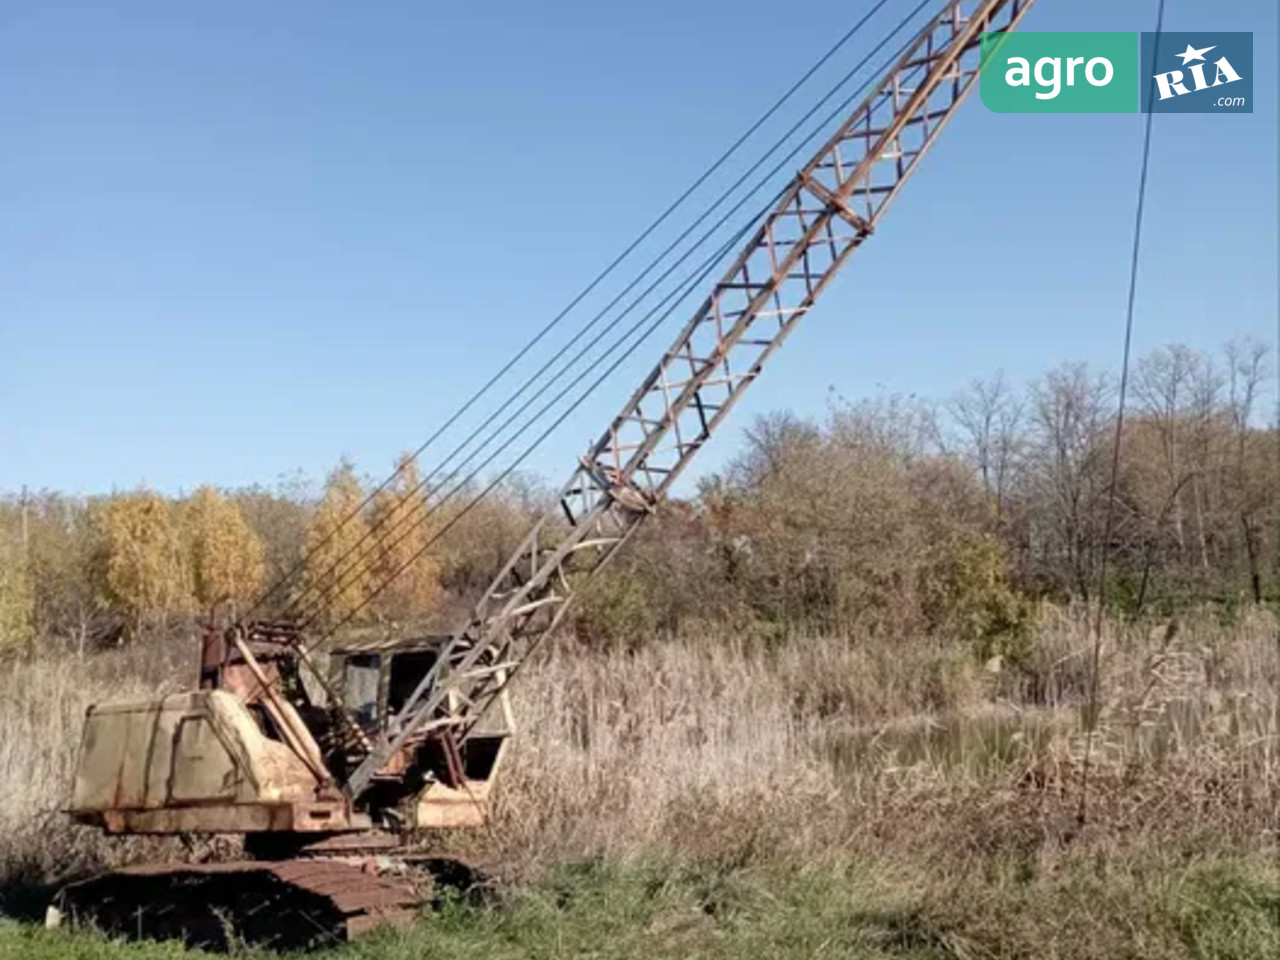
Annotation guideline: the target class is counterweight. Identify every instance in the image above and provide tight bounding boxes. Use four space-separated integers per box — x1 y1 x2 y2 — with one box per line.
346 0 1037 799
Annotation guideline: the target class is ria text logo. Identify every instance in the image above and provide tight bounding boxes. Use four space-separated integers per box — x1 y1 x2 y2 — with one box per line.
1144 34 1251 112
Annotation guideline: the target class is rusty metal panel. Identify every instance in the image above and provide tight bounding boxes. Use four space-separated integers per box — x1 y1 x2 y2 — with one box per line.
69 690 331 826
87 800 356 835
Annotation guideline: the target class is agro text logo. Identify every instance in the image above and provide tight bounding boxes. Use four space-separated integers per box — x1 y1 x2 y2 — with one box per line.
980 32 1137 112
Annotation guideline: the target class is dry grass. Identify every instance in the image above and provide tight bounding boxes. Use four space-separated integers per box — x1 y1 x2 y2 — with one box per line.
1 607 1276 956
475 607 1277 872
0 643 192 892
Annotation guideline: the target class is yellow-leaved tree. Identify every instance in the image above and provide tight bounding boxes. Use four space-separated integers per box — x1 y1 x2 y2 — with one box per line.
0 521 34 653
93 490 191 631
300 461 372 628
183 486 266 615
369 454 441 623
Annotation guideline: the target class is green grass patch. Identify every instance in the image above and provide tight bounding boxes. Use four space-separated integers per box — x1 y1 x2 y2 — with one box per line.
3 855 1276 960
0 920 206 959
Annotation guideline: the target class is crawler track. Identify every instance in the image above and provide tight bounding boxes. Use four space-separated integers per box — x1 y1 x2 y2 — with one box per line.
50 859 424 952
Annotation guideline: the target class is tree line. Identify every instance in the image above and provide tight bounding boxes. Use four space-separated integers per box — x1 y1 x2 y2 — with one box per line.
579 340 1275 653
0 340 1273 655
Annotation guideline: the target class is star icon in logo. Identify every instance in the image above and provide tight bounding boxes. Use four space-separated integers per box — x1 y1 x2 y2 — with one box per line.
1175 43 1216 65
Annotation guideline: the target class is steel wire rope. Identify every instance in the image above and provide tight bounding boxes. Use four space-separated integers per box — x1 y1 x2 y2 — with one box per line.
285 3 936 621
245 0 904 620
301 209 768 643
293 205 770 632
283 0 933 618
236 213 765 714
289 14 937 627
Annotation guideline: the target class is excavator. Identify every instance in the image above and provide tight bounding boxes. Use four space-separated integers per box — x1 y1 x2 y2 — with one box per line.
48 0 1038 949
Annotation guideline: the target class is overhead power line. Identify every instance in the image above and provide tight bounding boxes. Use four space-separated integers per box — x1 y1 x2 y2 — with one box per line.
1078 0 1166 827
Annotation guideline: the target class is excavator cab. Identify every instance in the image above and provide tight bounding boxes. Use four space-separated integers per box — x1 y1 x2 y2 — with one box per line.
328 636 450 733
326 633 514 830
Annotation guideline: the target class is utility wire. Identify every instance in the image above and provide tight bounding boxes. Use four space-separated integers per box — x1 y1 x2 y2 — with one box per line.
287 3 936 619
1078 0 1166 827
246 0 902 620
289 11 936 623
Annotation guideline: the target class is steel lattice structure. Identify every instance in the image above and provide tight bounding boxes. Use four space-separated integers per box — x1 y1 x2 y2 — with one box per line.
346 0 1036 797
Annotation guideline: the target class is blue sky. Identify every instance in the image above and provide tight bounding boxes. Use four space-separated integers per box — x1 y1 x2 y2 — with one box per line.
2 0 1276 497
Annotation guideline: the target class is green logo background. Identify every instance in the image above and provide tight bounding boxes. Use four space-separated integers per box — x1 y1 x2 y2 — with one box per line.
980 32 1138 113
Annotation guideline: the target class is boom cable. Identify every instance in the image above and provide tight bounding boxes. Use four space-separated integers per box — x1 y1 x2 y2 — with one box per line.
233 203 769 713
245 0 905 620
286 7 936 626
292 195 775 632
290 208 767 630
304 208 769 644
284 0 934 619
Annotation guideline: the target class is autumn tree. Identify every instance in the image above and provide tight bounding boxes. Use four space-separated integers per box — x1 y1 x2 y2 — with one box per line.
235 482 310 582
368 454 441 623
1223 338 1271 602
436 473 548 599
183 486 266 614
300 461 373 628
1131 345 1214 572
25 492 101 650
92 490 191 632
0 513 34 653
665 401 1018 644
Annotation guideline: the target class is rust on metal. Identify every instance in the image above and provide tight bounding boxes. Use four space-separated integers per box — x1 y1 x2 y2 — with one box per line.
51 858 422 952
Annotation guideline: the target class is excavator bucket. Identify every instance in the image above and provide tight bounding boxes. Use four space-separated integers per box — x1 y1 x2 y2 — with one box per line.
415 733 507 829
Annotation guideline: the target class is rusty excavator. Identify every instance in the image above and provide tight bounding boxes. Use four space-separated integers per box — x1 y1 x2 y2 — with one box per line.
49 0 1038 949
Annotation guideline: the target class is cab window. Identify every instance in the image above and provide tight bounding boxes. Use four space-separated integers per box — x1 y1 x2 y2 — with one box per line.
342 654 381 726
